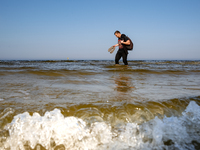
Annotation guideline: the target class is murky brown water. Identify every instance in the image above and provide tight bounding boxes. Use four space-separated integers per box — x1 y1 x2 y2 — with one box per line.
0 60 200 149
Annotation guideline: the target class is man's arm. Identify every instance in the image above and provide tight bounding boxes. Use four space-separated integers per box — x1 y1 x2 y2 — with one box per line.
113 44 119 47
121 40 130 45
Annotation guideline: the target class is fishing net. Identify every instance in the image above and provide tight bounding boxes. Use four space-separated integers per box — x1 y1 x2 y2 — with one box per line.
108 46 115 54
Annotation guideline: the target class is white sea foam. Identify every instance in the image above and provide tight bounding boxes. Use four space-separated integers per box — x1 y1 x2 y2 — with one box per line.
18 90 29 96
1 101 200 150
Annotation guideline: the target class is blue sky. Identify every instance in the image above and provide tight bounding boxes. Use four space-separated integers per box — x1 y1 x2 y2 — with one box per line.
0 0 200 60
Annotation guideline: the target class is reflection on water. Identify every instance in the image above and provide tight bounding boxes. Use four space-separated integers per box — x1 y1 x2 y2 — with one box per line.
114 74 135 93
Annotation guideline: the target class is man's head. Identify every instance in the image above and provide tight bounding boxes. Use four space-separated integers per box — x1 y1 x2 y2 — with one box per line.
114 30 121 38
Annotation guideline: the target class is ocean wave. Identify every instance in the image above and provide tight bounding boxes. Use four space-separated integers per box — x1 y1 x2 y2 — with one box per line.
1 60 200 76
1 67 199 77
0 100 200 150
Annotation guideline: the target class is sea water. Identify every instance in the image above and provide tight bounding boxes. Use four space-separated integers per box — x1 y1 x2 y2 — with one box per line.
0 60 200 150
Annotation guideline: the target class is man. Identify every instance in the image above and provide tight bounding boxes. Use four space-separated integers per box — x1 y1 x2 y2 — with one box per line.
113 30 131 65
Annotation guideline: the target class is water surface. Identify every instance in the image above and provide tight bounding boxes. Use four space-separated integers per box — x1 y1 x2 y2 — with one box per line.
0 60 200 149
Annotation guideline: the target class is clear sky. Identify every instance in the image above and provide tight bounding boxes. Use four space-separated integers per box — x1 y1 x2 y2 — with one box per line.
0 0 200 60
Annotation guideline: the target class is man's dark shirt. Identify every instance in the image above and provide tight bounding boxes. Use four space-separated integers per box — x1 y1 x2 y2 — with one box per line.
118 34 129 51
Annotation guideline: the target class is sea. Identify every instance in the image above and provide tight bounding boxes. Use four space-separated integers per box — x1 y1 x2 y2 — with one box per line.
0 60 200 150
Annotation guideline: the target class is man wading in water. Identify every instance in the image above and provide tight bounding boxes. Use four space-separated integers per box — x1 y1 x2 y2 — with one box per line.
113 31 131 66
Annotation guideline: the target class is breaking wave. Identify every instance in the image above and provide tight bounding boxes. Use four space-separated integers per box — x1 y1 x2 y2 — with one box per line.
1 101 200 150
